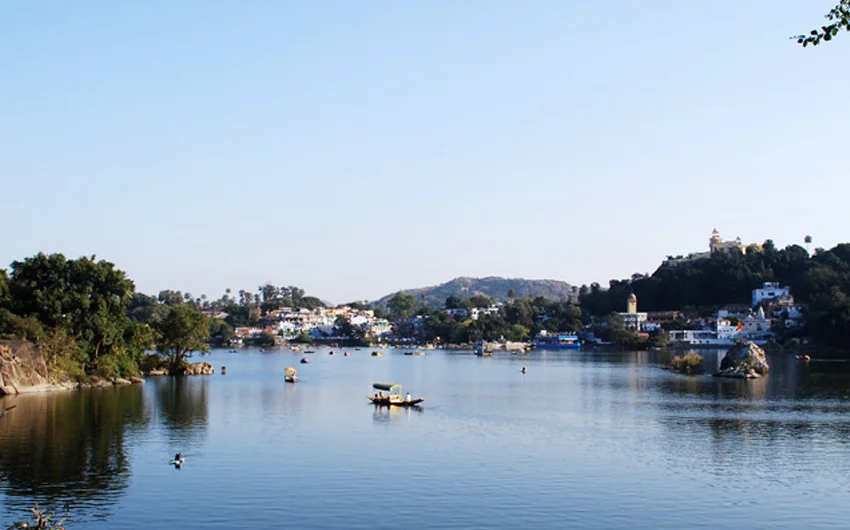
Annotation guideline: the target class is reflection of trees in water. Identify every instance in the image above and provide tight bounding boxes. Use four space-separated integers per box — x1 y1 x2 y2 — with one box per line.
0 386 147 516
154 377 209 445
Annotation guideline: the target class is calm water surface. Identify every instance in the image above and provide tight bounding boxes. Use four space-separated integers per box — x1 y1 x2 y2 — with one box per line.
3 347 850 529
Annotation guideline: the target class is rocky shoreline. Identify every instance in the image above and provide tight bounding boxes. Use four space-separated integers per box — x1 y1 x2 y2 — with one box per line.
1 340 216 396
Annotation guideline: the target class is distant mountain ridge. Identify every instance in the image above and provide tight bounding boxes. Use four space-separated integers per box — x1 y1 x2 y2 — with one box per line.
374 276 577 307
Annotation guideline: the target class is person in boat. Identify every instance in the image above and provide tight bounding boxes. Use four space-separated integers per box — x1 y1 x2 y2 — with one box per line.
405 392 411 403
374 392 380 401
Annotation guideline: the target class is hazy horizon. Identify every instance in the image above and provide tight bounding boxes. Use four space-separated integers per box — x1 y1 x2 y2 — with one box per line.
3 1 847 304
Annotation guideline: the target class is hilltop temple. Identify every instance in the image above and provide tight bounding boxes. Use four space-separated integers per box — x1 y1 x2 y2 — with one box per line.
665 228 760 266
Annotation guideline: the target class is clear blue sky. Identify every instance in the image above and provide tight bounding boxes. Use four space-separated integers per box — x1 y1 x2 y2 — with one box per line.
2 1 847 304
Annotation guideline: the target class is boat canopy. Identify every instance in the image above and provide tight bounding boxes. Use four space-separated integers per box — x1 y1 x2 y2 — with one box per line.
372 382 401 392
285 367 297 374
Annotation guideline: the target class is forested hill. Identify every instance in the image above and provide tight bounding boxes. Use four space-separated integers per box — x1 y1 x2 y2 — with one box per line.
375 277 576 307
578 241 850 348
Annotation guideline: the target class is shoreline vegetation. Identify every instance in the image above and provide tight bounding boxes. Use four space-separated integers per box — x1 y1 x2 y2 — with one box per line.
1 241 850 388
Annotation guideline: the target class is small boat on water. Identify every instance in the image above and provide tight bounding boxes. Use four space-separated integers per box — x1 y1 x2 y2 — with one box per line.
344 351 350 357
368 382 424 407
371 351 382 357
305 350 316 354
300 357 310 364
285 367 298 383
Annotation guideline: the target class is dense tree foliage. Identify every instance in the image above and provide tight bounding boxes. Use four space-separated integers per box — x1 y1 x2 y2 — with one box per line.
795 0 850 46
0 253 148 378
387 292 418 319
152 304 210 373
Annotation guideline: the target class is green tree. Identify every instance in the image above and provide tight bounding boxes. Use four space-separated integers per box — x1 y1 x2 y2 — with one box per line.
444 295 464 310
795 1 850 46
8 253 139 371
0 270 9 310
157 290 184 306
387 292 417 318
468 294 493 308
152 304 210 374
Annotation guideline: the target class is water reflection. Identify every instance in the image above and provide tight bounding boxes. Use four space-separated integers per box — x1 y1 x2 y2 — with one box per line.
371 405 423 425
0 387 147 517
151 377 209 446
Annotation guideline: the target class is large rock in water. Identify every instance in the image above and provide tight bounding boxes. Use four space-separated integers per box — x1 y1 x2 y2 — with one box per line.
182 361 215 376
715 341 770 379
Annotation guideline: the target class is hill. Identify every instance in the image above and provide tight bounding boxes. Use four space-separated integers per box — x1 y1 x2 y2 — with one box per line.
374 276 577 308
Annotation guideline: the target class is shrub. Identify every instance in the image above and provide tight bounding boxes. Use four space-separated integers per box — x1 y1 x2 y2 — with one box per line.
52 355 86 382
670 353 704 375
94 354 121 379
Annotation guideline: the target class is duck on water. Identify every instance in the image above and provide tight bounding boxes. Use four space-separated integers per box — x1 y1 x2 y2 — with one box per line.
171 452 185 467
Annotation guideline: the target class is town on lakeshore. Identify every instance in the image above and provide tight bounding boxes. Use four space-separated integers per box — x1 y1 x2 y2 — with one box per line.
0 227 846 390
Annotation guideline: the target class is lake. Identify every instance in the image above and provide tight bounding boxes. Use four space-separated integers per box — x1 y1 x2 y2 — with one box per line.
3 347 850 529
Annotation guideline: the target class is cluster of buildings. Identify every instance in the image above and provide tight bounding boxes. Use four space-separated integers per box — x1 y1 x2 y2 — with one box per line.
443 304 502 320
228 306 393 342
619 282 804 346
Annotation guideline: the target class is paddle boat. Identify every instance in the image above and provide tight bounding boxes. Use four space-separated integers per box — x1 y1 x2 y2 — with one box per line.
368 382 424 407
371 351 383 357
300 357 310 364
285 367 298 383
305 349 316 354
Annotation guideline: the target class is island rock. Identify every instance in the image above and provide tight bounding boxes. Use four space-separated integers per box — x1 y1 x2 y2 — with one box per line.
182 362 215 376
714 341 770 379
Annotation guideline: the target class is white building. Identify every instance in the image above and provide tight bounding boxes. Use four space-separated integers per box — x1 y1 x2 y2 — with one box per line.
752 282 792 308
470 305 501 321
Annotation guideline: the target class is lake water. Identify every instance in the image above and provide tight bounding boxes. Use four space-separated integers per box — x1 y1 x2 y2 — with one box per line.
3 347 850 529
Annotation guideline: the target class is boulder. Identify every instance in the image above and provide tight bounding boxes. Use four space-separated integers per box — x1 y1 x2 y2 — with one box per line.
129 376 145 384
146 368 168 376
0 340 75 395
182 362 215 376
714 341 769 379
88 377 113 388
112 378 132 385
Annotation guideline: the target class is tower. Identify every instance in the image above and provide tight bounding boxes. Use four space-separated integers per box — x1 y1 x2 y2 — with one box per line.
709 227 722 252
627 293 638 314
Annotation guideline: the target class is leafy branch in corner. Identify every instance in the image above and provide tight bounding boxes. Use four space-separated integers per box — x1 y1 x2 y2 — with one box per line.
794 0 850 46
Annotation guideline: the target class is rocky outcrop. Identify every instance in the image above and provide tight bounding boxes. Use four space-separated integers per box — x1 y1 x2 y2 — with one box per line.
146 368 168 376
714 341 770 379
182 362 215 376
0 340 75 395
